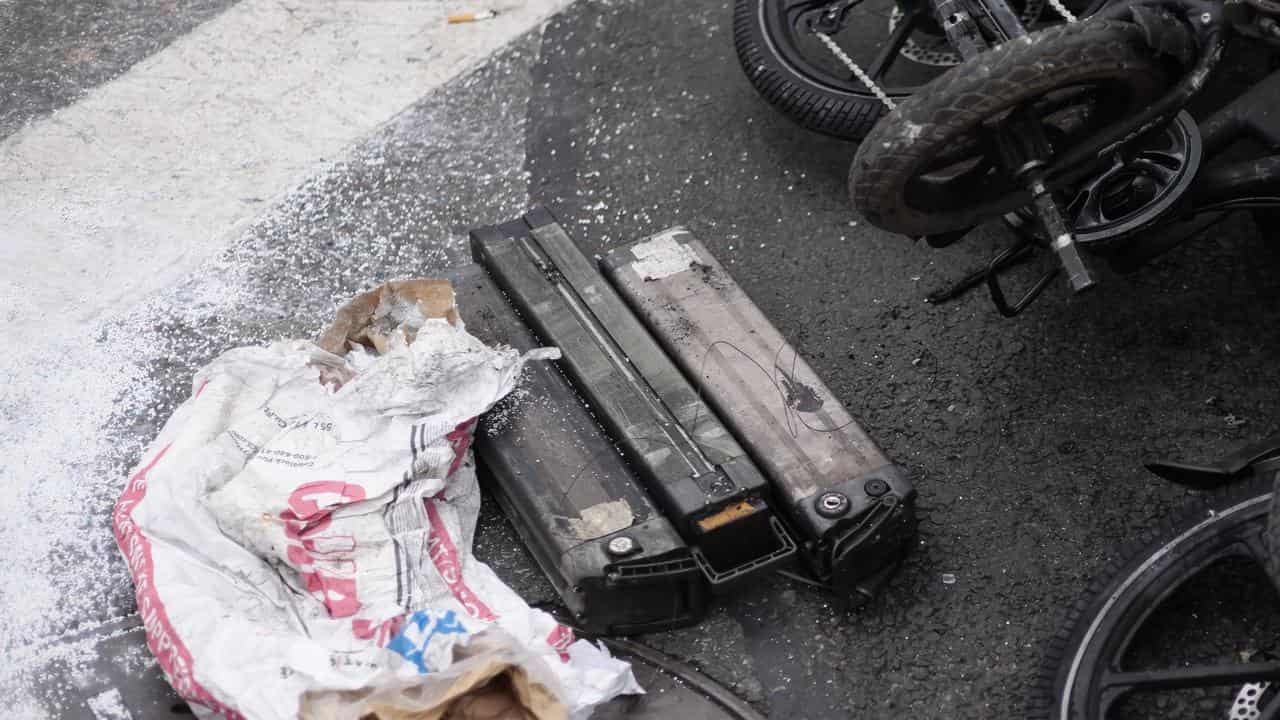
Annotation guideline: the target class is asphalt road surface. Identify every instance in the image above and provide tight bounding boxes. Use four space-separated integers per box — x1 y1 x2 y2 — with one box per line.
4 1 1280 718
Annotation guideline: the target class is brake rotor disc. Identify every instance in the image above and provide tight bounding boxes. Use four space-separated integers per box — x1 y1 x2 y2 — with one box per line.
1231 682 1272 720
1004 110 1202 246
888 0 1046 67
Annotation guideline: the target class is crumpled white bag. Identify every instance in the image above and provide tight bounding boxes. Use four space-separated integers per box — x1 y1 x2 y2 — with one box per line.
113 313 639 720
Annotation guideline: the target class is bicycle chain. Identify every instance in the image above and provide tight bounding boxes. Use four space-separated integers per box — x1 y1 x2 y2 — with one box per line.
813 31 897 110
1047 0 1079 23
816 0 1080 112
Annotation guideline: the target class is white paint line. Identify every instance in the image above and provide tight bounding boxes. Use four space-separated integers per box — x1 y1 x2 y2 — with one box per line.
0 5 557 707
0 0 569 344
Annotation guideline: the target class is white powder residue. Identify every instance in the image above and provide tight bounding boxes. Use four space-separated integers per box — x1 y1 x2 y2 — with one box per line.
0 270 251 709
86 688 133 720
0 29 540 715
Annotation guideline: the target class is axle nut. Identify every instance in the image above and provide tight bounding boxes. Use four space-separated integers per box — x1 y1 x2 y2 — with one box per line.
864 478 890 497
607 536 638 557
815 491 851 518
709 477 735 496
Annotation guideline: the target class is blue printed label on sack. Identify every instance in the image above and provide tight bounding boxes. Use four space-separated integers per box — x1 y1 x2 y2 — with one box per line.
386 609 467 673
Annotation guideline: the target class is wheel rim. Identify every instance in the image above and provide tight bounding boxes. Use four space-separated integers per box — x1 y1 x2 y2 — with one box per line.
1060 493 1280 719
1004 112 1202 246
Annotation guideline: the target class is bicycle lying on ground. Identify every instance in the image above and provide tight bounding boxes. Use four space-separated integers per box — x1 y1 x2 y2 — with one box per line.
736 0 1280 315
736 3 1280 718
1029 439 1280 719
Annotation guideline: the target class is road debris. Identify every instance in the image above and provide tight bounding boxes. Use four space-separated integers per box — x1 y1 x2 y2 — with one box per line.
448 10 499 24
113 279 636 719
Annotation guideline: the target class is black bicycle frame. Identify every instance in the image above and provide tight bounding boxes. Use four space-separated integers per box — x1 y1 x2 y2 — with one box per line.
909 0 1280 312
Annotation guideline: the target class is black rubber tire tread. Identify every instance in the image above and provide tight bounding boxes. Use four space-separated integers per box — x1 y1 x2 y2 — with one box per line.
850 19 1167 236
732 0 891 141
1026 474 1275 720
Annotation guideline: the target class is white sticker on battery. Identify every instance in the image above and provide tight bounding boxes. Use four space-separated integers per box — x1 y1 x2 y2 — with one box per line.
629 233 700 280
566 500 635 540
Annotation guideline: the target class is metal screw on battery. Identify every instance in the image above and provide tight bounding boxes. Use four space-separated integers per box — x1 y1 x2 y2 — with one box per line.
815 491 851 518
1200 11 1212 23
709 477 735 496
864 478 890 497
607 536 637 557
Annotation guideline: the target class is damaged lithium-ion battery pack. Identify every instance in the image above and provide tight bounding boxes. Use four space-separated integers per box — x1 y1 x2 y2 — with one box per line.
601 229 916 597
453 265 709 635
471 210 797 593
465 208 914 632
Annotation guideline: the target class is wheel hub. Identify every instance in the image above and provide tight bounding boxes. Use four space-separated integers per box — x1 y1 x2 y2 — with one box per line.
1004 111 1202 246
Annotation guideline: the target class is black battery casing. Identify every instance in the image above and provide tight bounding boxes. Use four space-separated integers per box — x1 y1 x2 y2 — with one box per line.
470 210 796 591
453 265 708 634
600 228 917 595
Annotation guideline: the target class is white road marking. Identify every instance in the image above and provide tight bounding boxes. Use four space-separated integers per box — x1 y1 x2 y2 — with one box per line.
0 0 568 342
0 2 563 710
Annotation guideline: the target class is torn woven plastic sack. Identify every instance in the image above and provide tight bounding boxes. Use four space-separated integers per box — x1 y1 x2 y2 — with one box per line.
112 282 640 720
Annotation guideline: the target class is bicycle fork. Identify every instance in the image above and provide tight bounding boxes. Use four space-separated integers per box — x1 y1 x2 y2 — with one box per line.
932 0 1098 313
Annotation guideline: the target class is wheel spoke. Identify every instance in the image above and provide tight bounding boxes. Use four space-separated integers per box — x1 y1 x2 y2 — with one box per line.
866 9 920 80
1101 662 1280 694
1128 158 1179 187
1069 154 1127 225
1238 526 1273 568
1233 526 1280 598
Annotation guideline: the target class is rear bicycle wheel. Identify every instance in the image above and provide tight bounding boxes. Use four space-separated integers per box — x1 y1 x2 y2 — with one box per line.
737 0 936 140
733 0 1009 140
1029 474 1280 720
732 0 1101 142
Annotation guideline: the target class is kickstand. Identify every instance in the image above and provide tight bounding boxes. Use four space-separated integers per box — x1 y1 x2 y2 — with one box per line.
924 240 1036 305
986 238 1060 317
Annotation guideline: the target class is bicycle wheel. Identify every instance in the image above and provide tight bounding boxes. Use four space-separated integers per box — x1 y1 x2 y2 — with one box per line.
1029 474 1280 720
732 0 1001 140
849 19 1173 236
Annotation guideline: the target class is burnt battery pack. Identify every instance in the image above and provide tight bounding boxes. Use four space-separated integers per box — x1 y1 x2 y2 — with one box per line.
600 228 917 595
451 264 709 634
470 209 796 592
